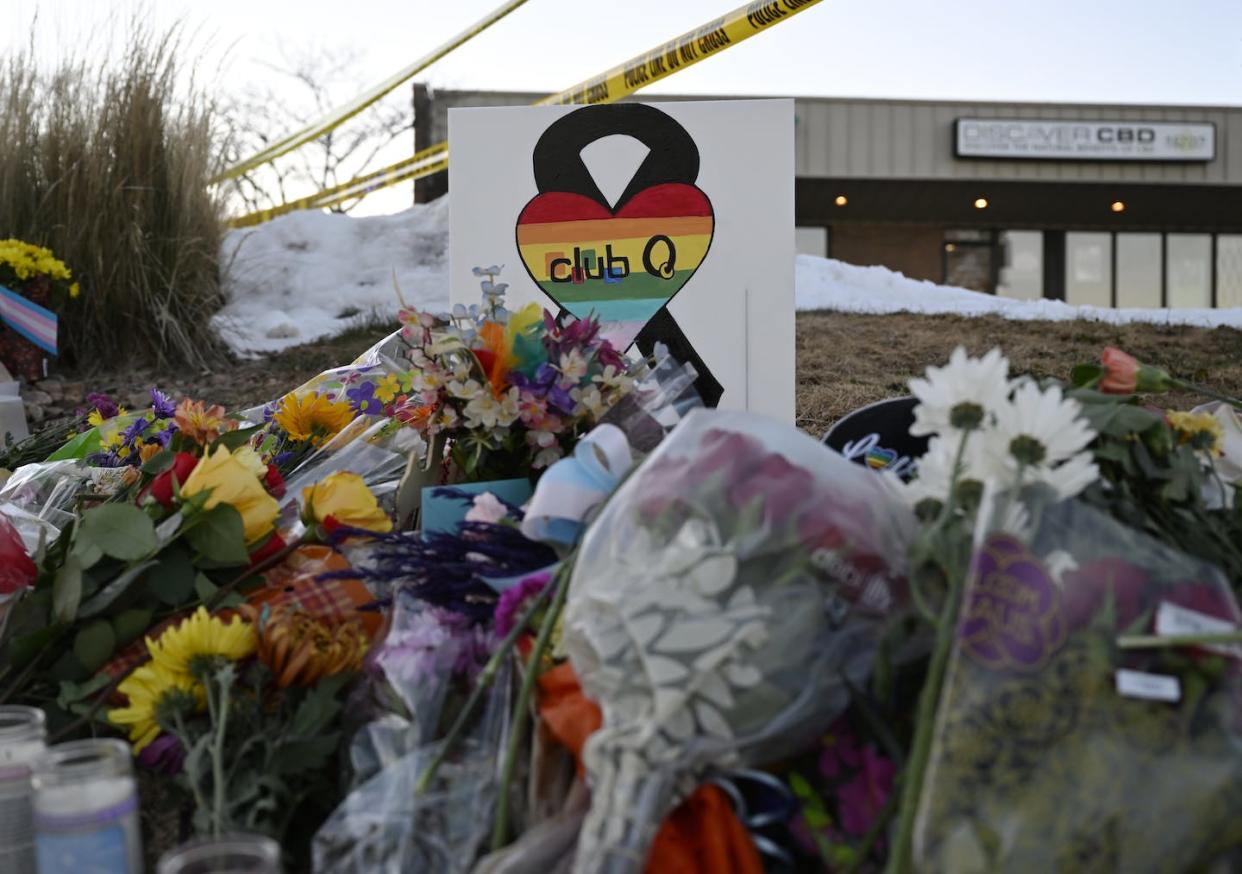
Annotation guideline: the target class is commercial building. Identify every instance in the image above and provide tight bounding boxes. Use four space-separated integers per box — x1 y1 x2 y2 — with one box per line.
413 87 1242 308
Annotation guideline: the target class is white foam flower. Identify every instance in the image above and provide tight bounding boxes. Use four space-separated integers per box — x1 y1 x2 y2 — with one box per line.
985 380 1098 500
909 346 1011 437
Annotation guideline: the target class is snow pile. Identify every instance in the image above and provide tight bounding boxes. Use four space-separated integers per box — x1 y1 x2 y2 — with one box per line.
213 200 1242 356
795 255 1242 329
213 199 449 356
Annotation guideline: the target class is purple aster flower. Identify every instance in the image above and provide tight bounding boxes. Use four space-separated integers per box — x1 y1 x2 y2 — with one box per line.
149 388 176 419
261 400 280 423
273 450 294 467
122 416 151 446
151 425 176 447
85 392 119 419
346 381 384 416
493 572 552 637
377 602 493 690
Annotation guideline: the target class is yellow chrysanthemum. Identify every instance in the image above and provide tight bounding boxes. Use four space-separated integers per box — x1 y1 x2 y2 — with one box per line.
69 282 80 298
273 392 355 445
146 607 257 676
107 661 203 753
1167 410 1224 456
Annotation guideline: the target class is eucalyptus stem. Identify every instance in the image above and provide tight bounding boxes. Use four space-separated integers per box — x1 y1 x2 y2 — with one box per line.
886 430 973 874
491 563 572 851
211 676 231 837
414 575 558 797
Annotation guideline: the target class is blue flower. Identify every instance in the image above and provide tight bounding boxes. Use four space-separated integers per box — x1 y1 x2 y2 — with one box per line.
122 416 152 446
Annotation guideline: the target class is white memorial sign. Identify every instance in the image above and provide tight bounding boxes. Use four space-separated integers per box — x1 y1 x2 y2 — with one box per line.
449 99 795 420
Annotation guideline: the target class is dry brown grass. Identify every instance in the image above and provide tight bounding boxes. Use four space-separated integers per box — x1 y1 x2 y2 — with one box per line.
796 312 1242 437
0 21 226 371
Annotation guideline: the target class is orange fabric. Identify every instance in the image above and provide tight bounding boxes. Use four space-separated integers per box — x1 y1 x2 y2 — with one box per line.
646 785 765 874
536 662 763 874
248 544 383 637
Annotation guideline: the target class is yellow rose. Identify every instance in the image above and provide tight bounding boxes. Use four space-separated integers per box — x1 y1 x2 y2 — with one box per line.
182 445 280 543
302 472 392 533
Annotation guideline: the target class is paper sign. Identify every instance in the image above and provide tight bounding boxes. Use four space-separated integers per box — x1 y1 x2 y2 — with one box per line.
1155 601 1242 659
449 99 795 421
420 479 533 536
1115 668 1180 703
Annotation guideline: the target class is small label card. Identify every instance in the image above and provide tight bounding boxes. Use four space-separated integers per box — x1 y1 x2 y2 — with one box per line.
1155 601 1242 659
1115 668 1181 703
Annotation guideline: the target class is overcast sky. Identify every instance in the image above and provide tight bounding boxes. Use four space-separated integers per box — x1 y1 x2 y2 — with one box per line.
8 0 1241 213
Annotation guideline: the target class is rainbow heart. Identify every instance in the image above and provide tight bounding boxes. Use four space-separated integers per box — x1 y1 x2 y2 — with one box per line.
516 182 714 349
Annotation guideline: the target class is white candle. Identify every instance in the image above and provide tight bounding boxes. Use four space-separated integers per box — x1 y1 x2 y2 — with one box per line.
0 706 46 874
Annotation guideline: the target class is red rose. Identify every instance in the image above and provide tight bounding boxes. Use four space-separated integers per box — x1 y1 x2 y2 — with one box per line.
1061 558 1149 630
139 453 200 509
265 464 286 499
247 531 288 567
0 514 37 595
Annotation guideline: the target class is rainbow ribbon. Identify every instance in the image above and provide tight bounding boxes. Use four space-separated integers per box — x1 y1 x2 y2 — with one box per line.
0 285 57 355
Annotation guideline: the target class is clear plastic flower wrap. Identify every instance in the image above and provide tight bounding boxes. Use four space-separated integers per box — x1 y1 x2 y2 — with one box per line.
312 657 513 874
913 493 1242 873
0 459 100 548
561 408 916 874
598 342 701 455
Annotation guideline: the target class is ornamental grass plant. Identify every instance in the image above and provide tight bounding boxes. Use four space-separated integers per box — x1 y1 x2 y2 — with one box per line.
0 20 227 370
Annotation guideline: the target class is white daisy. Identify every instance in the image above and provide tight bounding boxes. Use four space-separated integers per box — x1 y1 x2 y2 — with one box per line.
986 380 1098 499
902 432 1004 508
909 347 1011 437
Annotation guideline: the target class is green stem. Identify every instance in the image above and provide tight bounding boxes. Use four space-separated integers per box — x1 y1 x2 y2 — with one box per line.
886 431 973 874
414 575 558 797
1118 631 1242 649
491 564 572 852
1176 379 1242 410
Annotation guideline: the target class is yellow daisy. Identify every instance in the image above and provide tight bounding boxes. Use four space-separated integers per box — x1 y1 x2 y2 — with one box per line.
146 607 257 676
1166 410 1224 456
107 661 202 753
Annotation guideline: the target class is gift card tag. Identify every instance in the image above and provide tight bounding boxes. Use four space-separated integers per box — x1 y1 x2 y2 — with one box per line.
1115 668 1180 703
1155 601 1242 659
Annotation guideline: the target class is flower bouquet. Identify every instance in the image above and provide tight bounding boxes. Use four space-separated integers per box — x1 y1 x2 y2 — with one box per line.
0 239 79 381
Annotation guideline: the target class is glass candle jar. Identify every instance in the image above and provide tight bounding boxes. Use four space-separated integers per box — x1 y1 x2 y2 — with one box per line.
157 833 282 874
0 706 46 874
32 738 143 874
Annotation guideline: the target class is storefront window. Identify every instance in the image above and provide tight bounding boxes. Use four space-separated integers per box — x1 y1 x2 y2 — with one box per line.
1217 235 1242 309
796 226 829 258
1167 234 1211 308
996 231 1042 300
1066 232 1112 307
1115 234 1162 309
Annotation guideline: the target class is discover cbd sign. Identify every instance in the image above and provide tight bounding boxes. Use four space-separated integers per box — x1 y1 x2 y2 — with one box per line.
955 118 1214 161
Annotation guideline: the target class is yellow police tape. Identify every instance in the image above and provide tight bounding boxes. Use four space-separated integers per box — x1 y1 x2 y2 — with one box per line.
228 0 822 226
211 0 530 185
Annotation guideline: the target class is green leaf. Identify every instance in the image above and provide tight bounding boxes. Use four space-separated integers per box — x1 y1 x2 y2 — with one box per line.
216 425 261 452
77 559 158 618
71 536 105 570
184 504 249 565
288 673 351 738
148 544 198 605
73 620 117 673
47 427 101 461
193 573 219 603
47 650 90 683
112 608 155 647
140 449 176 476
79 504 157 562
6 626 58 669
55 673 112 714
270 734 340 776
1070 363 1105 388
52 555 83 623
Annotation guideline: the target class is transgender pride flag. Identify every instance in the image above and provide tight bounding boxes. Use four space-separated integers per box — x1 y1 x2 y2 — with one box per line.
0 285 57 355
